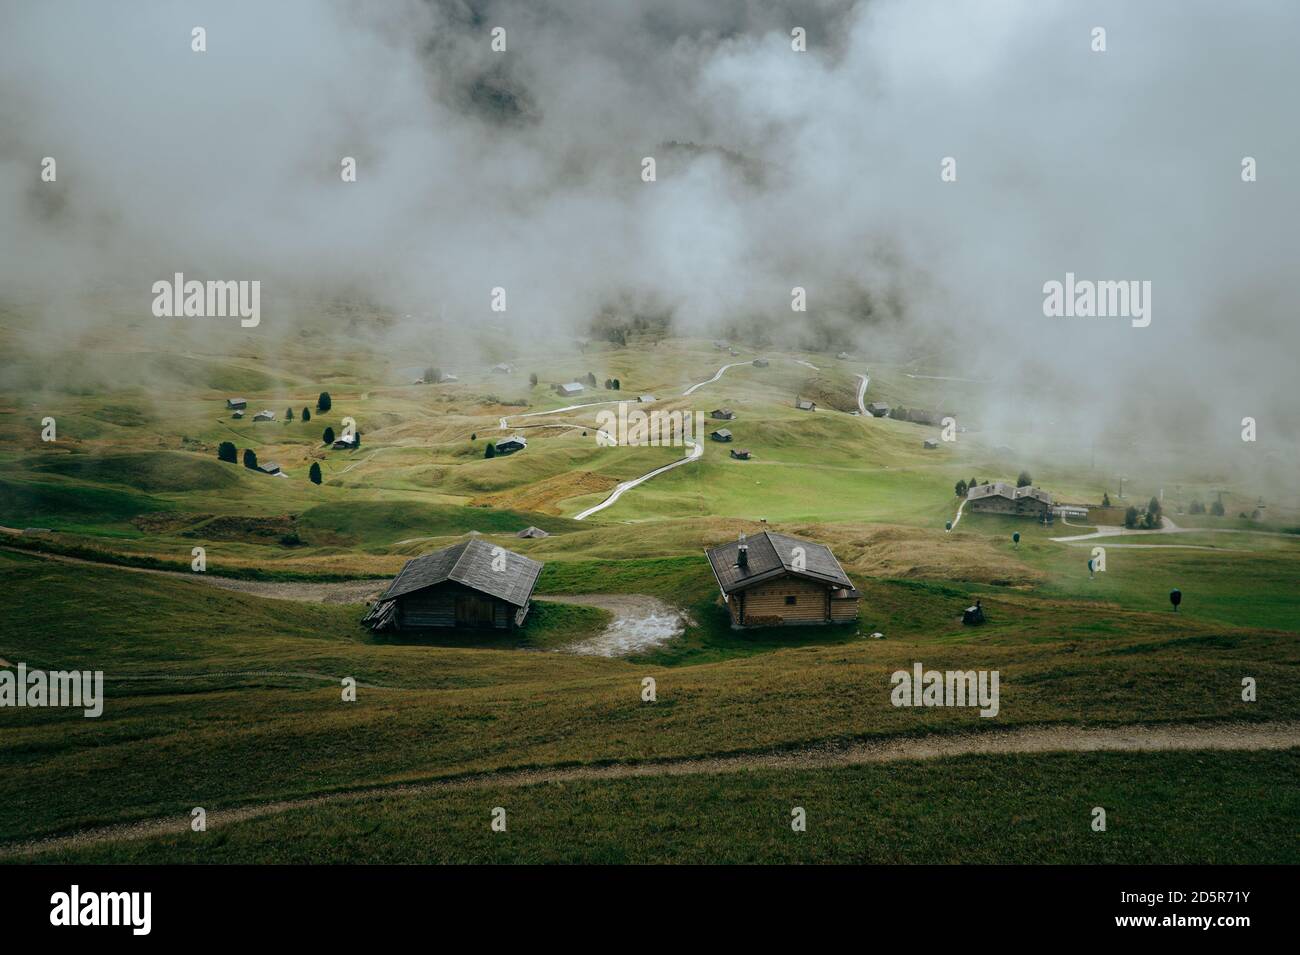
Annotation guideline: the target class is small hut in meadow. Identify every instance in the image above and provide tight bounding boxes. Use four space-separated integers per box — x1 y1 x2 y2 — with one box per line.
362 540 543 632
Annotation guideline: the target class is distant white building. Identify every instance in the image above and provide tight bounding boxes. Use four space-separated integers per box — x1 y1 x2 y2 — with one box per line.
553 382 584 397
253 410 275 422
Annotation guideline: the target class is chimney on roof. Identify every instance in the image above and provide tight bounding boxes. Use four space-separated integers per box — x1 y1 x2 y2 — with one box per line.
736 533 748 568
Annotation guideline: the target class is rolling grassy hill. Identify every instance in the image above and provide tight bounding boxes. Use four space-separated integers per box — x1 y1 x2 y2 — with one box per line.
1 316 1297 863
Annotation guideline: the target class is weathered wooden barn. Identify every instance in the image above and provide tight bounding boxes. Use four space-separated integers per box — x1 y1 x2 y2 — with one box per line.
795 398 816 411
705 531 858 629
710 428 733 442
362 539 543 632
226 398 247 410
710 408 735 420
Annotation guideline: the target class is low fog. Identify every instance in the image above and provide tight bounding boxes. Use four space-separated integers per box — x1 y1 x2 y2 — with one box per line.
1 0 1297 474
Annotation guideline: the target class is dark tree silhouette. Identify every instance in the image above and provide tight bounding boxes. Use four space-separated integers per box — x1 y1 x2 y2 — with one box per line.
243 448 258 470
309 462 322 485
317 392 332 412
485 442 496 459
217 441 237 463
1016 471 1032 487
323 427 335 444
285 408 293 421
302 407 311 422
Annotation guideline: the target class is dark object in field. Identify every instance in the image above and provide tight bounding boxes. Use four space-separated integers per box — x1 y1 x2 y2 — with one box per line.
730 448 751 460
317 392 332 412
225 397 247 410
1170 588 1182 612
710 429 733 442
309 463 322 485
710 408 735 420
494 436 526 455
217 441 237 463
752 358 769 367
363 539 543 632
705 530 858 629
962 600 986 626
965 482 1052 520
243 449 258 470
923 439 939 449
866 402 889 417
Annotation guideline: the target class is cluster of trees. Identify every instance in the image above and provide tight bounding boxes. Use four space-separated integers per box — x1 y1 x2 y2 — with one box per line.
423 367 442 384
1189 496 1226 516
1124 496 1163 530
603 378 621 390
1016 471 1032 487
954 477 989 497
215 389 334 482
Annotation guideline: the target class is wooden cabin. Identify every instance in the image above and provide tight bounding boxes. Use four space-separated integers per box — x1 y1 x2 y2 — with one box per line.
705 531 858 630
795 398 816 411
710 408 735 420
729 448 752 460
226 398 247 410
966 482 1052 519
710 428 733 442
362 539 543 632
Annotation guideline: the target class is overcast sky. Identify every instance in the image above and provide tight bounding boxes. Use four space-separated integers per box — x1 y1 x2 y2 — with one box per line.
2 0 1297 460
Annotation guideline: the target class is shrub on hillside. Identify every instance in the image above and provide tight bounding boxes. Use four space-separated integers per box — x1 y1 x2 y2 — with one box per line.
217 441 237 463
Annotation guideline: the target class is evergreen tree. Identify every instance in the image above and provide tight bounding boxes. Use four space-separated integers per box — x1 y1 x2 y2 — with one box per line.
317 392 332 412
1016 471 1032 487
485 442 496 459
285 407 294 421
217 441 237 463
323 426 336 444
302 407 311 422
309 462 322 485
243 448 258 470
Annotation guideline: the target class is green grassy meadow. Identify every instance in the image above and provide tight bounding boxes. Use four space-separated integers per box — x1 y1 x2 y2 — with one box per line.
1 314 1297 863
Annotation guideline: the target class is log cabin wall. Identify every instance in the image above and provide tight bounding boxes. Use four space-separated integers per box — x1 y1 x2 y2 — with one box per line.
397 581 512 630
737 576 833 626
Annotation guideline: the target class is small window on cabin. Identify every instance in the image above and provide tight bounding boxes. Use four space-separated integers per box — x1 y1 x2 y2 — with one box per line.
785 595 797 606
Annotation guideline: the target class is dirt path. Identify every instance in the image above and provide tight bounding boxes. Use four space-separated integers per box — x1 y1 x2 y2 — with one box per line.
539 594 690 656
4 547 388 604
572 439 701 520
4 720 1294 859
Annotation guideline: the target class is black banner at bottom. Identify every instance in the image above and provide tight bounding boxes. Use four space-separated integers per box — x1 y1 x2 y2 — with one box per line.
0 864 1281 940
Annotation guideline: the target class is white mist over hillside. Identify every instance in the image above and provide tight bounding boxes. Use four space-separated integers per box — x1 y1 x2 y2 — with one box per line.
1 1 1296 480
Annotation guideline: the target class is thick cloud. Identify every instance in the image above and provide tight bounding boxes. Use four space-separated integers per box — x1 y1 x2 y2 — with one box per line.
1 1 1296 463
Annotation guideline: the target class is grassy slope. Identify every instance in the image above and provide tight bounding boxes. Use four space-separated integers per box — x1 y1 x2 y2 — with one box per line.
30 749 1300 864
2 550 1294 845
2 323 1298 860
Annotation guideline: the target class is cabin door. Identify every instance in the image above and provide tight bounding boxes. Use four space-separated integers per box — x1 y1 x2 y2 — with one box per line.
455 595 497 629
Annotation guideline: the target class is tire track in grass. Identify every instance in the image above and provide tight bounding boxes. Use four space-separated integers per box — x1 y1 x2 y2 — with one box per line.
4 720 1296 859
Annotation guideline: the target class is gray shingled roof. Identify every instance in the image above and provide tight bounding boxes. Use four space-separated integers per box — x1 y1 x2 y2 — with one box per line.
966 482 1053 505
381 539 543 607
705 530 853 595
